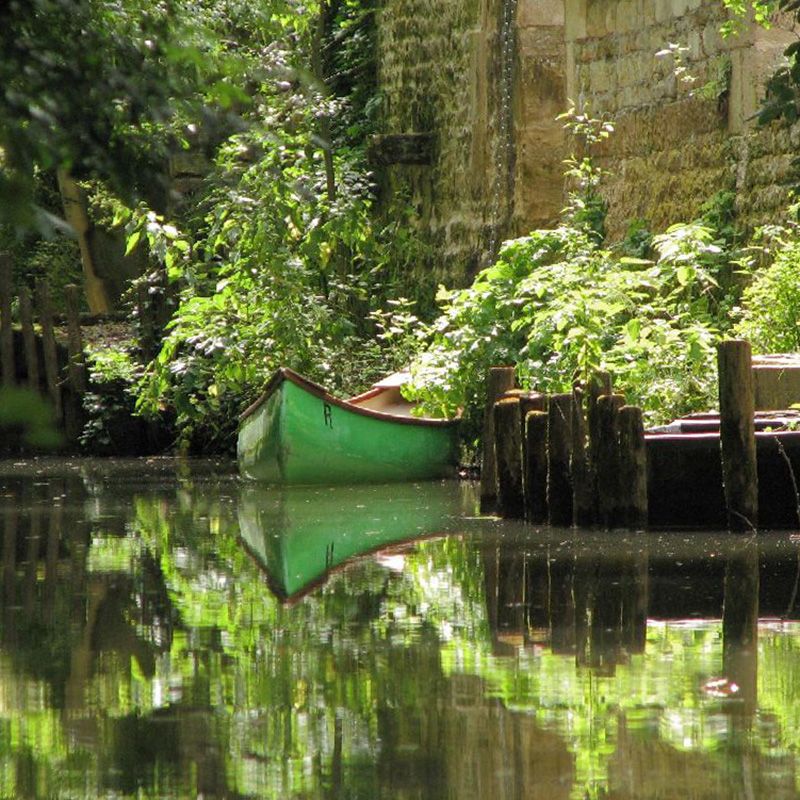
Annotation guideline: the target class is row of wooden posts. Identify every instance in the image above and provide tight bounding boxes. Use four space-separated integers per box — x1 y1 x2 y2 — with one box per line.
0 253 87 432
479 340 760 531
479 366 648 529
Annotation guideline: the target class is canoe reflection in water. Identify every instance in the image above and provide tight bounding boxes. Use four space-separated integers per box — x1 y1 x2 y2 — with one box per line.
238 480 473 600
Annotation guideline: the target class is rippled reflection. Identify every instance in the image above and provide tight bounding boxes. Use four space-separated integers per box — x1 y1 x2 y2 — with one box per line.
0 459 799 798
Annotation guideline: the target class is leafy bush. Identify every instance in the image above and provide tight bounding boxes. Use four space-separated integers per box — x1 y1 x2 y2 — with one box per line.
406 220 733 445
126 120 432 452
735 225 800 352
81 346 147 453
96 0 434 453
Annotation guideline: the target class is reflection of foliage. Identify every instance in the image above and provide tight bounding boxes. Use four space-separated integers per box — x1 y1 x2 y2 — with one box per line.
6 475 800 798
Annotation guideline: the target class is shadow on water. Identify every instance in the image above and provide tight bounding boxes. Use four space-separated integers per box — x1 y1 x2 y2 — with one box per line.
0 459 799 798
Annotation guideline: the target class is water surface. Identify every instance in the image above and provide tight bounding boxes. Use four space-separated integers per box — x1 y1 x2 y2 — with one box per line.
0 459 798 799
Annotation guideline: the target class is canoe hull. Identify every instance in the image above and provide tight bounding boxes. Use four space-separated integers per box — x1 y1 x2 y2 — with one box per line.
238 369 459 484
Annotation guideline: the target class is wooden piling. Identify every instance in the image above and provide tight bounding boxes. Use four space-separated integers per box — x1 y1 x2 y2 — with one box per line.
518 391 548 418
548 393 574 526
18 287 40 392
718 339 758 530
524 410 548 523
571 388 594 526
64 284 87 396
35 279 62 421
618 405 648 529
595 393 626 528
587 370 612 460
586 371 612 520
480 366 516 510
0 253 14 386
494 396 524 518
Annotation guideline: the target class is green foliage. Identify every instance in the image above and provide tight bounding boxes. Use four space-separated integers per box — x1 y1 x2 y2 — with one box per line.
0 387 61 450
734 224 800 351
405 105 745 447
81 347 146 452
720 0 778 37
406 219 736 442
558 105 614 242
0 0 323 230
619 218 653 259
103 1 433 452
0 169 83 311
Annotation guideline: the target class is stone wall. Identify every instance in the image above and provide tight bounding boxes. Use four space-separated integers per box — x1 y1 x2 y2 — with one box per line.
567 0 798 240
376 0 799 279
377 0 567 283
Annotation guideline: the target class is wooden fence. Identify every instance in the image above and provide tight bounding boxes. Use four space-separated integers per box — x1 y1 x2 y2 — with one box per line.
0 253 88 439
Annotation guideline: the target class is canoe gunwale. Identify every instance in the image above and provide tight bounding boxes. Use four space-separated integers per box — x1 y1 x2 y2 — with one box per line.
239 367 459 429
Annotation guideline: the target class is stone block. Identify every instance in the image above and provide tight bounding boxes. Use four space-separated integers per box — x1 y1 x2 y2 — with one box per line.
670 0 689 18
655 0 673 23
517 0 565 28
604 3 617 33
517 64 567 125
753 356 800 410
617 0 638 33
702 21 724 57
586 0 607 36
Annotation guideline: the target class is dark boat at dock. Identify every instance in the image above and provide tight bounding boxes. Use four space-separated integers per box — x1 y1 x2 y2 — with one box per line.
646 410 800 529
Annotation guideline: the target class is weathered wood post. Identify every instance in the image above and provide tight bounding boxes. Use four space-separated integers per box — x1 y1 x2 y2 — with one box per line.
18 287 40 392
718 339 758 531
0 253 14 386
587 371 612 460
596 393 626 528
587 370 612 519
518 391 548 419
519 391 548 522
494 396 524 518
62 284 87 443
35 279 62 421
480 366 516 510
572 388 594 526
548 393 574 526
524 410 549 523
618 405 648 528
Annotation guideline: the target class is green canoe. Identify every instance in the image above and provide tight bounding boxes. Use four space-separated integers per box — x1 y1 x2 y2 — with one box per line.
237 481 470 600
237 367 459 484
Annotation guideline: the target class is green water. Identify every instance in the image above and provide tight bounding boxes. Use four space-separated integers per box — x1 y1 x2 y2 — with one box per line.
0 459 799 799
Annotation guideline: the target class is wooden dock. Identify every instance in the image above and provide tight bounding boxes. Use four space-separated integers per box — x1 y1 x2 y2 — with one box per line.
485 342 800 530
